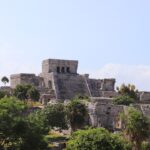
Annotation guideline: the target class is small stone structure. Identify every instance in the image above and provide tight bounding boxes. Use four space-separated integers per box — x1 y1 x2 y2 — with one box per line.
10 58 116 101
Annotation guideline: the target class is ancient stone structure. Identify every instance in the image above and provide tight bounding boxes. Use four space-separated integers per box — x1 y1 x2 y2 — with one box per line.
2 58 150 130
139 91 150 103
88 97 124 130
11 74 43 89
10 58 116 102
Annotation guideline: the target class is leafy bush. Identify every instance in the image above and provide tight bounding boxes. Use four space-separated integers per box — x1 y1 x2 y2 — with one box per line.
0 97 48 150
113 95 134 106
121 107 150 150
43 103 68 129
14 84 40 101
0 91 10 99
116 84 138 100
66 100 87 131
66 128 132 150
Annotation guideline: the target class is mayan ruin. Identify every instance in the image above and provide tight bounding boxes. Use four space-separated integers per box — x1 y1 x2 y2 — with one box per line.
1 1 150 149
10 58 116 101
0 58 148 131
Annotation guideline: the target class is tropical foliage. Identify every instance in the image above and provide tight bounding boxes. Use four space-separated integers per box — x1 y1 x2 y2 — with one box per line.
121 107 150 150
66 128 132 150
66 100 87 131
113 95 134 106
0 97 48 150
116 84 138 100
14 84 40 101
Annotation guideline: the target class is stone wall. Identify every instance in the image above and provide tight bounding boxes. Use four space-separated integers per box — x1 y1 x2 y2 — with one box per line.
10 73 44 89
88 97 124 130
0 86 12 94
54 74 90 100
139 92 150 102
42 59 78 74
101 79 116 91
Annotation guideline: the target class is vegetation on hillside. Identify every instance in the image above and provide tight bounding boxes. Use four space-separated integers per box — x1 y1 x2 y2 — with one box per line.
113 84 138 105
0 82 150 150
66 99 88 132
121 107 150 150
14 84 40 101
66 128 132 150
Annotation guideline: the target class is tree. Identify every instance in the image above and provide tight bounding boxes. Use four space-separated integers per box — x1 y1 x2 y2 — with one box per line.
14 84 40 101
0 91 10 99
1 76 9 86
14 84 29 100
27 86 40 101
113 95 134 106
117 84 138 100
0 97 27 149
66 100 87 132
121 107 150 150
43 103 68 129
66 128 132 150
0 97 48 150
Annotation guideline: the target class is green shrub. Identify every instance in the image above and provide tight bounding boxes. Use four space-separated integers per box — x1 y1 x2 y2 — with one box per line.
113 95 134 106
66 128 132 150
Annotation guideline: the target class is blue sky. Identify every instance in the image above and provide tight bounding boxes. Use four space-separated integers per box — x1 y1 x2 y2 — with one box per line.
0 0 150 90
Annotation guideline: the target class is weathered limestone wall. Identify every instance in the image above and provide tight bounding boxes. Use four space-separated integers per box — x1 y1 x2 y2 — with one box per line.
99 91 118 98
101 79 116 91
0 86 12 94
88 97 124 130
138 104 150 117
10 73 44 89
87 79 102 97
42 59 78 74
139 92 150 102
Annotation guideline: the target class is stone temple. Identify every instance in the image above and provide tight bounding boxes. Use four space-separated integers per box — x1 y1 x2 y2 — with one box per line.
10 58 116 102
4 58 150 130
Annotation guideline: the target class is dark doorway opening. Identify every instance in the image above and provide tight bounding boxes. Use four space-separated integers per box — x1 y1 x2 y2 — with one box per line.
61 67 65 73
67 67 70 73
57 67 60 73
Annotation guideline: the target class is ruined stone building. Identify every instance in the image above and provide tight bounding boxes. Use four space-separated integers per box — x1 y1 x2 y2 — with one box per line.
10 58 116 101
9 58 150 130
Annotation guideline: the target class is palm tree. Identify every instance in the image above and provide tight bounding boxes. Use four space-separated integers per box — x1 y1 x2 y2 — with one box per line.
1 76 9 86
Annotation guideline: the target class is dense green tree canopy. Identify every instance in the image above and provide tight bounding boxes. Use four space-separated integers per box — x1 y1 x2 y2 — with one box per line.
0 91 10 99
43 103 68 129
116 84 138 100
66 100 87 131
0 97 48 150
14 84 40 101
27 86 40 101
66 128 132 150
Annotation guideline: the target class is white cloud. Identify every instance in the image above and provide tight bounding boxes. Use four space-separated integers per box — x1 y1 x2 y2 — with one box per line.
89 64 150 91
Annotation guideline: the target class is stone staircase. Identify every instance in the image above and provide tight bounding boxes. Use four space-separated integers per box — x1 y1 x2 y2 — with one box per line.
87 79 101 97
54 74 90 100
